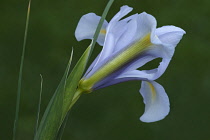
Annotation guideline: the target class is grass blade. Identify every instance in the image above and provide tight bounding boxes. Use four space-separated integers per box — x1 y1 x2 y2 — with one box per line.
13 1 31 139
34 74 43 136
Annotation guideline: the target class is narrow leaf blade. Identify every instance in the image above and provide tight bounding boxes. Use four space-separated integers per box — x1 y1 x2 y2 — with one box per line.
13 1 31 139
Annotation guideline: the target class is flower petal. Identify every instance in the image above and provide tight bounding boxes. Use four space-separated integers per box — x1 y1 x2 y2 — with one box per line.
114 17 138 52
139 81 170 122
95 6 133 64
149 25 186 58
114 26 185 81
96 54 170 88
75 13 108 46
111 12 158 61
91 12 158 79
156 25 186 46
109 5 133 24
135 12 157 42
116 58 171 81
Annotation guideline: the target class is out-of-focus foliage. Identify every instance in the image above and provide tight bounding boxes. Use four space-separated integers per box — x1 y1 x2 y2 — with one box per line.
0 0 210 139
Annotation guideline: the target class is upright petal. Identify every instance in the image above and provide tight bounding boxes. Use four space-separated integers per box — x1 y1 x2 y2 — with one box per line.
95 6 133 64
75 13 108 46
109 5 133 25
114 12 157 57
113 17 138 52
135 12 157 42
139 81 170 122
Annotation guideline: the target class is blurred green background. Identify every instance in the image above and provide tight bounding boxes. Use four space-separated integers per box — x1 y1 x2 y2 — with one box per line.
1 0 210 139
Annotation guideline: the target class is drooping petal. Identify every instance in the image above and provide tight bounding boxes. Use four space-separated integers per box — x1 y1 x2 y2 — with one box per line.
75 13 108 46
139 81 170 123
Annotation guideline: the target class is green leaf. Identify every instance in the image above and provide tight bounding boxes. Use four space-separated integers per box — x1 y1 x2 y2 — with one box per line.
34 49 74 140
13 1 31 140
56 112 70 140
34 74 43 136
34 46 91 140
62 46 91 114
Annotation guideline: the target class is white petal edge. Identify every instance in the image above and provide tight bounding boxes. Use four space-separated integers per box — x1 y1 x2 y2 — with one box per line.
75 13 108 46
139 81 170 123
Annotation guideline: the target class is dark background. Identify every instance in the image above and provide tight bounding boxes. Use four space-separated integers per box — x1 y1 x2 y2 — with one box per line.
1 0 210 139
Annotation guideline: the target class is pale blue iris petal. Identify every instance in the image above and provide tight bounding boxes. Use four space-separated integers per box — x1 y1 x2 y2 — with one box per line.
75 13 108 46
151 25 186 58
85 34 116 78
85 13 135 77
120 13 138 22
108 20 128 50
115 58 171 81
156 25 186 46
134 12 157 42
118 25 185 79
139 58 171 80
139 81 170 123
83 54 100 77
95 6 133 64
114 12 158 57
114 18 138 52
109 5 133 23
122 54 157 72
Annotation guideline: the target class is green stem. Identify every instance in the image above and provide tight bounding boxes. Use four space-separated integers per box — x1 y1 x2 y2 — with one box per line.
69 89 83 110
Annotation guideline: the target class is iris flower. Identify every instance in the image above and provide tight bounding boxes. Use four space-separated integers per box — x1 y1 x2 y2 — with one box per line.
75 5 185 122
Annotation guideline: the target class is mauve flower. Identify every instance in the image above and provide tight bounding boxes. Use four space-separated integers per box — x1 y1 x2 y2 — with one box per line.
75 5 185 122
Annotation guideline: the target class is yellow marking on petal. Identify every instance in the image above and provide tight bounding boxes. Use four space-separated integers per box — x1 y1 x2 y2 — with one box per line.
147 82 156 102
100 29 106 35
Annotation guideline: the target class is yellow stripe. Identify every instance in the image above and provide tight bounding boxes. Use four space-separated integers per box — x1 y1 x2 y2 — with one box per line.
147 82 156 101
